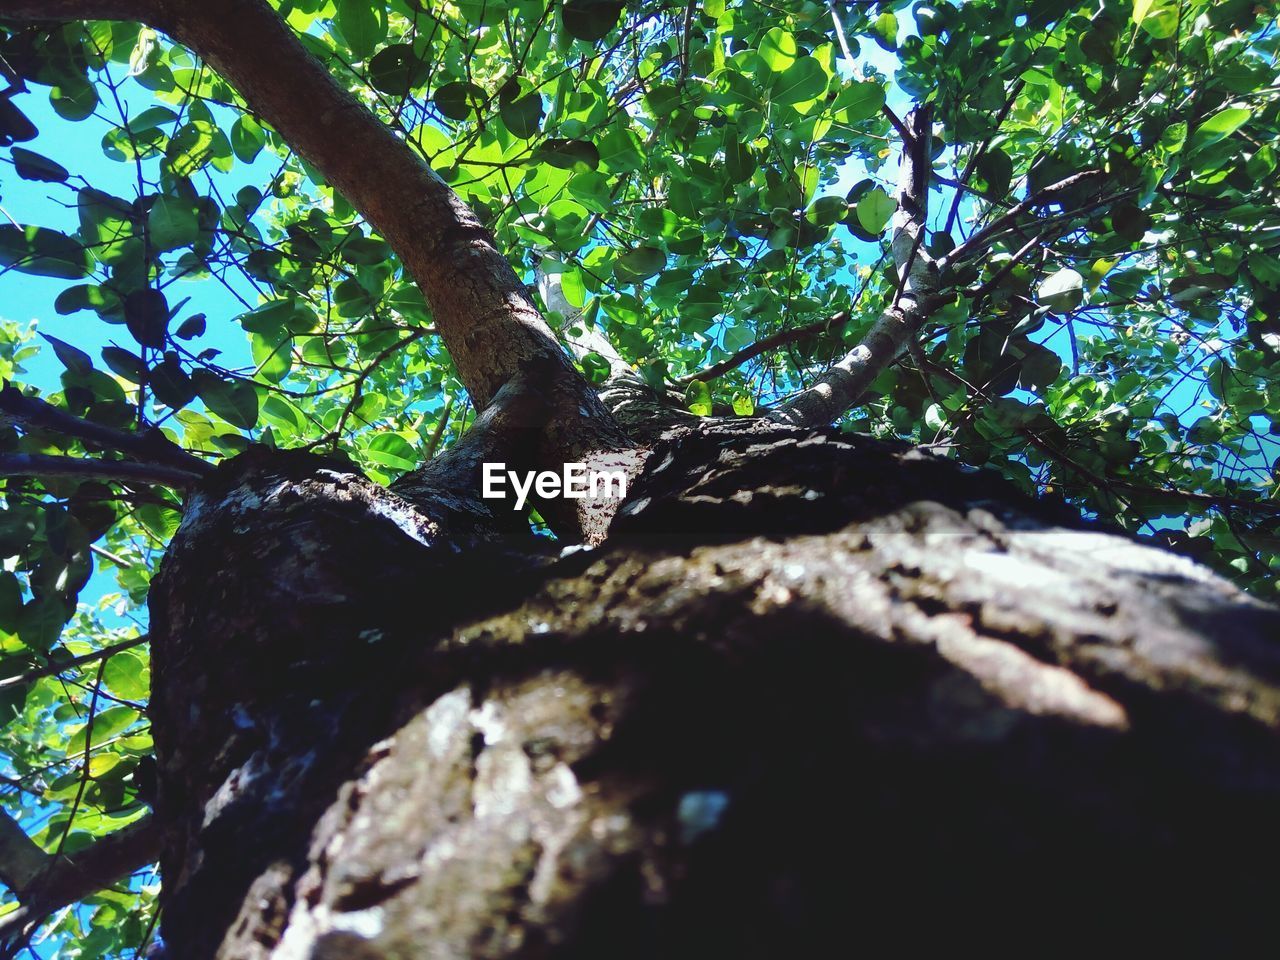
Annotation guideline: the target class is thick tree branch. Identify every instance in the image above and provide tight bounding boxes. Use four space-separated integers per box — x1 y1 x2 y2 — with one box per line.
0 815 160 953
0 809 46 897
148 1 633 527
537 257 629 380
0 454 204 487
0 383 212 477
768 107 940 428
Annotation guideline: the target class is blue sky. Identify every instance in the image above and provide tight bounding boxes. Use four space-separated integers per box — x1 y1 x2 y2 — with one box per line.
1 80 264 396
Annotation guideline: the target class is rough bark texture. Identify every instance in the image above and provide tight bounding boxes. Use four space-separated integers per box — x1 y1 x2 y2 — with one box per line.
147 427 1280 958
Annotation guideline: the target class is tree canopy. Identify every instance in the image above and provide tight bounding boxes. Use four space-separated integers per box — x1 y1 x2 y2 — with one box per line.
0 0 1278 954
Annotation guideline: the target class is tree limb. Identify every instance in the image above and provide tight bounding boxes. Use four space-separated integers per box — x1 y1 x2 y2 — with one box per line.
0 809 47 897
0 635 148 691
767 107 940 428
0 454 204 487
0 383 212 477
537 257 629 379
145 1 633 511
0 815 161 954
677 312 850 385
944 170 1106 266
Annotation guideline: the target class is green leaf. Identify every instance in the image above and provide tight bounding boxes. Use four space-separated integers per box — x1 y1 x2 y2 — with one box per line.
1037 267 1085 312
365 433 417 470
499 80 544 139
1133 0 1178 39
1110 202 1151 243
616 245 665 281
251 332 292 383
334 0 386 59
534 138 600 171
101 346 147 383
925 403 946 432
124 289 170 348
759 28 798 73
836 81 885 123
50 79 99 122
807 195 847 227
731 393 755 416
67 706 140 756
562 0 624 41
165 121 231 177
770 58 828 105
580 351 611 384
41 334 93 375
872 12 898 50
260 395 306 437
0 225 93 279
11 147 69 183
175 314 206 339
432 81 482 121
1189 107 1250 153
149 353 195 409
1159 121 1187 154
0 99 38 143
1246 145 1276 179
77 188 135 266
55 284 122 318
193 370 259 429
230 115 265 163
684 379 713 417
974 149 1012 197
855 187 896 235
1248 253 1280 289
102 649 149 700
148 193 201 251
369 44 430 94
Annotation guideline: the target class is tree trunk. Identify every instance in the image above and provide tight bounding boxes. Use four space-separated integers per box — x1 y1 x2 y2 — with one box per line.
147 425 1280 958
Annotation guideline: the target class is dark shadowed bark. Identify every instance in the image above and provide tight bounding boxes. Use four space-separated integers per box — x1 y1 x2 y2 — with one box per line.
143 426 1280 959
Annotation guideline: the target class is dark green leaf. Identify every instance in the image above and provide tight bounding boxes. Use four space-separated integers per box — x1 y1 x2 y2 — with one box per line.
562 0 624 41
149 353 195 409
370 44 430 94
0 224 93 279
193 370 259 429
101 346 147 383
499 80 544 139
41 334 93 375
124 289 170 348
11 147 69 183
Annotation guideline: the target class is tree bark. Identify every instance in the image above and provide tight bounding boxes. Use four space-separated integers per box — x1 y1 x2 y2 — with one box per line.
144 427 1280 958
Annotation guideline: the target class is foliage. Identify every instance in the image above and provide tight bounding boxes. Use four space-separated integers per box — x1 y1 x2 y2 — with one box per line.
0 0 1277 953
